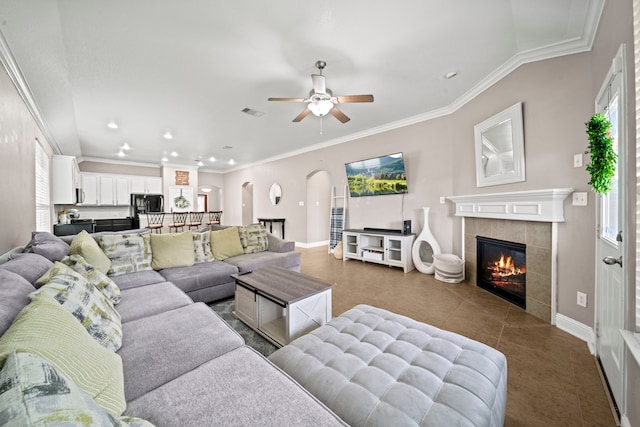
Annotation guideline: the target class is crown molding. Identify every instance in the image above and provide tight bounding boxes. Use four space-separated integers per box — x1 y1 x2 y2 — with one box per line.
79 156 161 169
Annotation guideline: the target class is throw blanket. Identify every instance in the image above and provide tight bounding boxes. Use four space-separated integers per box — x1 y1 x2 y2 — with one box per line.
329 207 344 250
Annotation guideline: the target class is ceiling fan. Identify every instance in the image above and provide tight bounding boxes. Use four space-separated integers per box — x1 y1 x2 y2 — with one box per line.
268 60 374 123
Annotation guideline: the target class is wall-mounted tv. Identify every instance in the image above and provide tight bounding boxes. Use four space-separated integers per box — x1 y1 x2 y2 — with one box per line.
345 152 408 197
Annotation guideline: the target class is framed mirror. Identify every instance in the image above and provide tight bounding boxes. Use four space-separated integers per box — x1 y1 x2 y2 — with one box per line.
474 102 525 187
269 182 282 205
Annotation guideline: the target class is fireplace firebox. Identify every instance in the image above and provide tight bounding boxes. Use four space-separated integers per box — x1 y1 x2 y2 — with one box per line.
476 236 526 309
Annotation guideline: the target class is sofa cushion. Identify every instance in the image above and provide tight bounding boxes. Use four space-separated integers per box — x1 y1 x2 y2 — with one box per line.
192 230 214 263
100 232 153 276
0 351 153 427
239 223 269 254
158 261 238 293
34 262 123 352
0 253 53 286
69 229 112 274
0 270 35 336
0 291 126 416
118 282 193 323
118 303 244 401
150 230 195 269
210 226 244 260
109 270 167 291
23 231 69 262
61 254 121 305
124 346 346 426
225 250 301 273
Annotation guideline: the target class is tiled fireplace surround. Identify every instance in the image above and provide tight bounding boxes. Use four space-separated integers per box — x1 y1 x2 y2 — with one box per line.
464 218 552 322
448 188 573 324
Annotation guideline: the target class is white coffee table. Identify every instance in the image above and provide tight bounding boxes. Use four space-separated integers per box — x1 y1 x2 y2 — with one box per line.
232 266 332 347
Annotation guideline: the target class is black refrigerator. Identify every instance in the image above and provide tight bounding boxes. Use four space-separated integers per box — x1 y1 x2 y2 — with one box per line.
131 194 164 228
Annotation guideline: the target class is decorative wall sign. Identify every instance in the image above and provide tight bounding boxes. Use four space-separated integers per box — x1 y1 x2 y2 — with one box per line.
175 170 190 185
169 186 193 212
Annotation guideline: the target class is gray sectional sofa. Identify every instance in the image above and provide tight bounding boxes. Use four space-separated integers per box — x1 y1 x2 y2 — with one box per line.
0 230 345 426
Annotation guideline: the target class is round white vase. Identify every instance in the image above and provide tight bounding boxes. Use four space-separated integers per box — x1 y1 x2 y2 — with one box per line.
412 207 442 274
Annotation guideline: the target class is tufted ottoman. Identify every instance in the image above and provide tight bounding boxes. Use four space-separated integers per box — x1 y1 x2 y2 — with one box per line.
268 304 507 427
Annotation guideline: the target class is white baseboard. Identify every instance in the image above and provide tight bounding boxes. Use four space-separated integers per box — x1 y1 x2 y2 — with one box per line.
555 313 596 354
295 240 329 249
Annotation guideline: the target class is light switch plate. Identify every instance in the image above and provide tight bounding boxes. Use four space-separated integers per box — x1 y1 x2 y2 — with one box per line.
298 201 304 207
439 196 446 204
572 192 588 206
573 153 583 168
577 291 588 308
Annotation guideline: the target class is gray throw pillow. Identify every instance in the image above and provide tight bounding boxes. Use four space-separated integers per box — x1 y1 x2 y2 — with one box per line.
0 270 36 336
0 253 53 287
23 232 70 262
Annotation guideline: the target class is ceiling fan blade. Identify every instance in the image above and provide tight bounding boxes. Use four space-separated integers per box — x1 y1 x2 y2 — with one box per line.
292 108 312 122
268 97 306 102
330 107 351 123
335 94 374 103
311 74 326 94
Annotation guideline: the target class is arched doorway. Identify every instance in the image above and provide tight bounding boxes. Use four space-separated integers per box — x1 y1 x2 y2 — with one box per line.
241 182 253 225
306 171 330 245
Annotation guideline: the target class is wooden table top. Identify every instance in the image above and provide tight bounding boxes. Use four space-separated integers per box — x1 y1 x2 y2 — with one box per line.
231 266 332 305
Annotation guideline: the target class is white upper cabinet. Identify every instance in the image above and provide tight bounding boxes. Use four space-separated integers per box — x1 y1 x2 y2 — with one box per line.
52 155 80 204
81 173 99 205
80 172 161 206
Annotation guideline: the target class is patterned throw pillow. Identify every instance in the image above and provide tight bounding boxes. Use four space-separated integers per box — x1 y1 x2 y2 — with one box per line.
34 262 123 352
0 292 126 416
238 223 269 254
192 231 214 263
0 351 153 426
61 254 121 304
99 232 153 276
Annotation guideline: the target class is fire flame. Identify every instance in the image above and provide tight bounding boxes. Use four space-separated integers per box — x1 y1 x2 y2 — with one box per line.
489 254 525 277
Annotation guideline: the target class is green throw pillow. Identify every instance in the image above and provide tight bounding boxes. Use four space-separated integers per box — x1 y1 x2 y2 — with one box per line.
34 262 123 352
150 230 195 269
100 232 153 276
0 351 154 426
61 254 121 305
192 231 214 263
69 229 112 274
238 223 269 254
210 227 245 260
0 292 126 416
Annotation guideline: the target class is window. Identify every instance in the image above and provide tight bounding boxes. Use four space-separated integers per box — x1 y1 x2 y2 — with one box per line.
35 139 50 232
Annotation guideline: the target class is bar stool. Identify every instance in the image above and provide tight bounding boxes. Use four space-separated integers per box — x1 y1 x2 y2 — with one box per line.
146 212 165 234
168 211 188 233
206 211 222 227
187 211 204 230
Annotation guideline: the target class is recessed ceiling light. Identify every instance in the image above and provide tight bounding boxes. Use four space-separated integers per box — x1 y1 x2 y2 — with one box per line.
196 160 204 167
107 121 118 129
171 151 178 157
209 156 216 162
117 149 125 157
444 71 458 79
161 156 168 162
228 159 235 165
163 130 173 140
121 142 131 150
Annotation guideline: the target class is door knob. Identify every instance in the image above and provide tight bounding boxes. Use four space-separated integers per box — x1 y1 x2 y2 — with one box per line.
602 256 623 267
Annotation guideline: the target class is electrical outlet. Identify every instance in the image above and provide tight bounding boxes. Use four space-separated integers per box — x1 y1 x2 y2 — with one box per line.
439 196 446 204
577 291 588 308
572 192 588 206
573 153 583 168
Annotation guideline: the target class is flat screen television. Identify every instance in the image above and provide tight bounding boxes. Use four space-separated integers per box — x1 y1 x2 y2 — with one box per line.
345 152 408 197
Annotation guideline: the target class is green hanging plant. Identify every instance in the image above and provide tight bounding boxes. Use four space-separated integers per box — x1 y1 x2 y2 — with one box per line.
585 113 617 194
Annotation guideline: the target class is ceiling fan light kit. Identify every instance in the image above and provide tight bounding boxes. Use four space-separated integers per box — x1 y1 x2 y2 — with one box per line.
268 60 374 123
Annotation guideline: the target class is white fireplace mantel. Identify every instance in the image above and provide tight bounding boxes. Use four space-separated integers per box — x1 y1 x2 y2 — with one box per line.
447 188 574 222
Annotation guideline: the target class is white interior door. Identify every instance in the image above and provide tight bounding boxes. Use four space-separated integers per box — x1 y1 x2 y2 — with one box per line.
595 45 627 411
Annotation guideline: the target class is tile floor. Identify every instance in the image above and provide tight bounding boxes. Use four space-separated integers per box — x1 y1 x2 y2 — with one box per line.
299 246 617 427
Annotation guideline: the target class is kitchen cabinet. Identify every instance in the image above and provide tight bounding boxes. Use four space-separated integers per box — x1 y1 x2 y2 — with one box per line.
99 176 115 205
131 177 162 194
81 173 99 205
52 155 80 204
98 176 130 206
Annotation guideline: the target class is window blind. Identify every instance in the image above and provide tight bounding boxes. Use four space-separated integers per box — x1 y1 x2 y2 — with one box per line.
35 139 50 232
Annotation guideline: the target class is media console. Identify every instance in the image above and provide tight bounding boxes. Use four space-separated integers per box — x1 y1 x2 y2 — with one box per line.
342 229 415 273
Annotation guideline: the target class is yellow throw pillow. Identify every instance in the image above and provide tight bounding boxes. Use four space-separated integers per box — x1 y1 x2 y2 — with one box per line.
150 230 195 269
0 292 126 416
69 230 111 274
210 227 245 260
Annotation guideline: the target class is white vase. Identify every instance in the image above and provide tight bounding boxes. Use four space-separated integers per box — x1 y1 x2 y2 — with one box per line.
412 207 442 274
